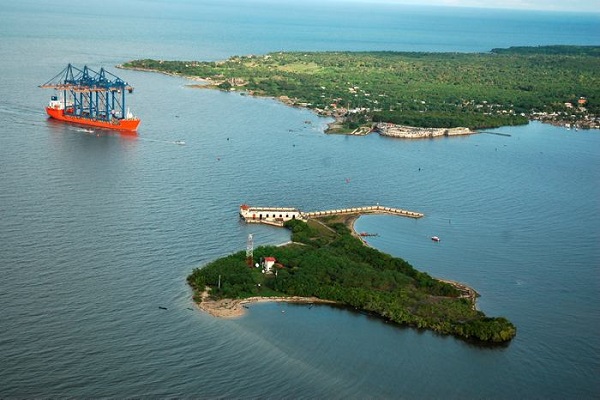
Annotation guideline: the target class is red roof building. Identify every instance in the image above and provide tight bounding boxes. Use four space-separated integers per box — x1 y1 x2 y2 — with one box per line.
263 257 276 273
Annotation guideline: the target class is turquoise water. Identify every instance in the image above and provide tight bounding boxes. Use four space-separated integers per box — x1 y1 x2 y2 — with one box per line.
1 1 599 398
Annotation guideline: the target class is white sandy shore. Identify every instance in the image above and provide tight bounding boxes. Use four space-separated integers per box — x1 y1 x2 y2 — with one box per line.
196 289 337 319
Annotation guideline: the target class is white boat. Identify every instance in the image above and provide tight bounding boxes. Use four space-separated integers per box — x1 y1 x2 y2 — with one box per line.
431 236 440 242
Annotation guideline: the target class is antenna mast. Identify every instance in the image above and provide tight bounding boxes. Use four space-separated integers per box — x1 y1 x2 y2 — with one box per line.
246 234 254 267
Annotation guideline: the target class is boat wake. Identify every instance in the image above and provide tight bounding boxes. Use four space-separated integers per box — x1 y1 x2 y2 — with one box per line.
75 128 95 134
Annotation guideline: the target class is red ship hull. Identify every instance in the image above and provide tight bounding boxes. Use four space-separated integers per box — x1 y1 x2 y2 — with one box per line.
46 106 140 132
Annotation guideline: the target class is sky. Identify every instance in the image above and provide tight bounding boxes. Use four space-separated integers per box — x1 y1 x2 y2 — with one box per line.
341 0 600 13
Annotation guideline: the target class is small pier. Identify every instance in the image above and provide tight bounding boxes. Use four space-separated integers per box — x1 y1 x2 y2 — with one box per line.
481 131 512 137
240 204 423 226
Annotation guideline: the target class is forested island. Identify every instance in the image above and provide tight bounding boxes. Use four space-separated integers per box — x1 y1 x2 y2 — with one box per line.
123 46 599 133
187 217 517 344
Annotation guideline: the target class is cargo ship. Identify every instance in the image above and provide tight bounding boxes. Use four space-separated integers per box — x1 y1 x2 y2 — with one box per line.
40 64 140 132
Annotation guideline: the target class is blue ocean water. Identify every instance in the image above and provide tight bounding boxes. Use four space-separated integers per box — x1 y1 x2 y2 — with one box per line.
0 1 599 398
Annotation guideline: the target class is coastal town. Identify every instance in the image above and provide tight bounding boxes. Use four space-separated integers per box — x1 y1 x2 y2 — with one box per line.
529 97 600 130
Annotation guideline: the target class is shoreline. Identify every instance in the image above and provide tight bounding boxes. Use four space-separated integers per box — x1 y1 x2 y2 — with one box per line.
196 288 337 319
116 64 212 84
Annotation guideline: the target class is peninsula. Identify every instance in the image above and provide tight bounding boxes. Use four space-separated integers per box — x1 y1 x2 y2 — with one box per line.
122 46 599 134
187 216 517 344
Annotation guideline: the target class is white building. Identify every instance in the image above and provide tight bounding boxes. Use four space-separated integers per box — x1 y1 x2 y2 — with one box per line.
239 204 303 225
263 257 276 273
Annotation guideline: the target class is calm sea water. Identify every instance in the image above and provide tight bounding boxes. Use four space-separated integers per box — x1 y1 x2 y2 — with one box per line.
1 1 599 398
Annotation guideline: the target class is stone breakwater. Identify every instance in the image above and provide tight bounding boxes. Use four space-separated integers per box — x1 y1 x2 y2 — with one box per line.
377 123 475 139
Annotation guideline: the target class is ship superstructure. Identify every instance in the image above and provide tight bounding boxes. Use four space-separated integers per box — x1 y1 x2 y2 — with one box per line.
40 64 140 131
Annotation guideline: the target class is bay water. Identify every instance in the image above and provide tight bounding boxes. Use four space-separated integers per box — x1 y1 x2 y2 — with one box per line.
1 1 599 398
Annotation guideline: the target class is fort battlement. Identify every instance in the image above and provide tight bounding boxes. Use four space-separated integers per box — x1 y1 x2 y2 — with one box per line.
239 204 423 226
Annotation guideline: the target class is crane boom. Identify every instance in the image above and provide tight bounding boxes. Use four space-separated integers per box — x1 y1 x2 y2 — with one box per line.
40 64 140 132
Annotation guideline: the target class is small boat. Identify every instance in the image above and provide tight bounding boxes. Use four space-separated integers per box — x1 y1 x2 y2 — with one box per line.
359 232 378 237
431 236 440 242
174 140 186 145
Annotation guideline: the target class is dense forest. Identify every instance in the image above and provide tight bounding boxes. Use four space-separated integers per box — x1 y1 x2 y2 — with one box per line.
123 46 599 131
187 218 516 344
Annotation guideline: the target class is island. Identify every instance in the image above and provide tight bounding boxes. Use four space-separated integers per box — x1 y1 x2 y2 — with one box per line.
187 216 517 344
122 46 600 134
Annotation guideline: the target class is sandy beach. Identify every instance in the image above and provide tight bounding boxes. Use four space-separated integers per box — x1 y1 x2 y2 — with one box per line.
196 288 337 318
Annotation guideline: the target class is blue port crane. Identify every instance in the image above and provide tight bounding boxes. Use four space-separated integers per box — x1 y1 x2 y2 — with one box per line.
40 64 134 123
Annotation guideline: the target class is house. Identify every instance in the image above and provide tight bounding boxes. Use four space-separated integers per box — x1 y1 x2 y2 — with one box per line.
263 257 276 273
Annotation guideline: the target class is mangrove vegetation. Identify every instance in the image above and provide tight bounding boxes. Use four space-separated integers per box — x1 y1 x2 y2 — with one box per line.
187 218 517 344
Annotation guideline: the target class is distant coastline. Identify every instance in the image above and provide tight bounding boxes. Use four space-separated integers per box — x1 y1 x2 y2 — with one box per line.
121 46 600 134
